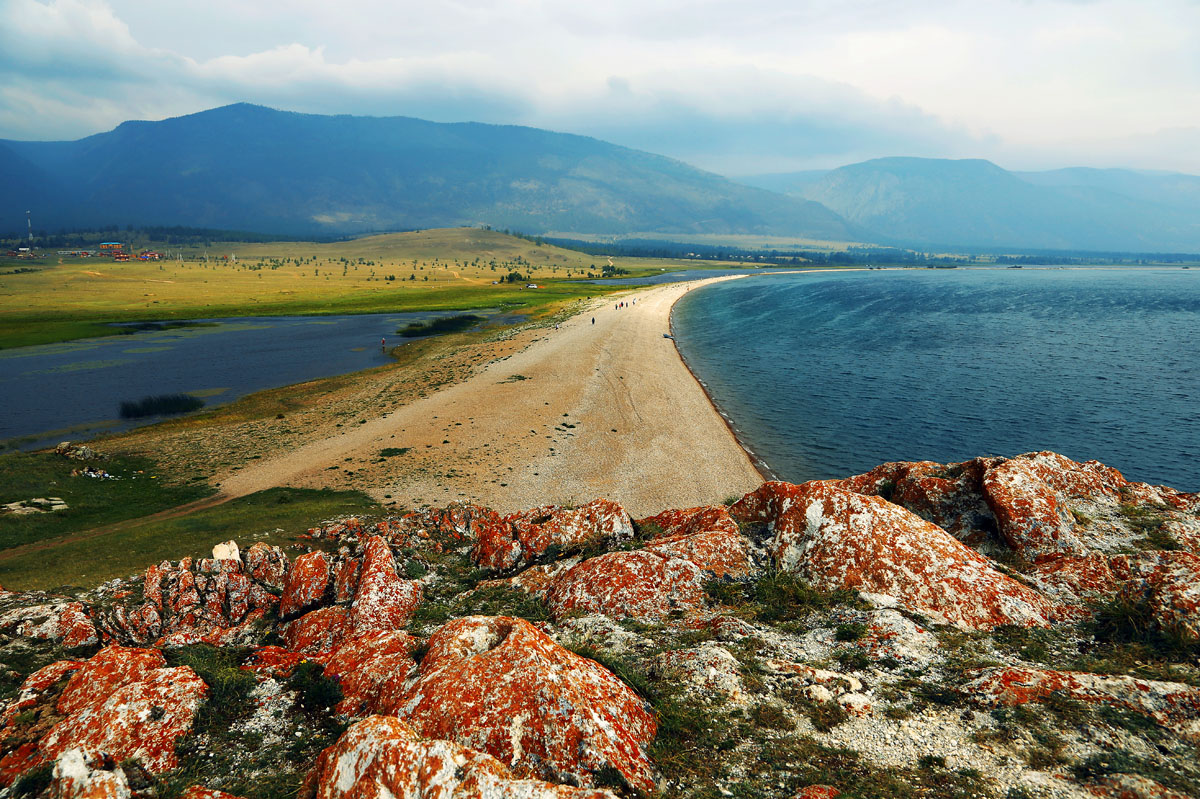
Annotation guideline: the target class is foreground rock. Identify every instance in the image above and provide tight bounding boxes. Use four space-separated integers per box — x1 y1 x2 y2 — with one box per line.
0 646 207 783
305 716 616 799
391 616 657 792
730 481 1056 629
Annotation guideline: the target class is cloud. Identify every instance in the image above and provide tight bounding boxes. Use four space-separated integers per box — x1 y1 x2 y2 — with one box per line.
1 0 1198 176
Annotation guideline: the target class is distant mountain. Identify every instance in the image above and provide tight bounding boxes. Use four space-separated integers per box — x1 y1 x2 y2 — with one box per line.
746 157 1200 253
733 169 830 196
0 104 858 240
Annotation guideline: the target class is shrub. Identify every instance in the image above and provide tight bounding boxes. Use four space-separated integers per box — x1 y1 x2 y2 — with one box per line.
835 622 867 641
398 314 485 338
119 393 205 419
288 660 343 713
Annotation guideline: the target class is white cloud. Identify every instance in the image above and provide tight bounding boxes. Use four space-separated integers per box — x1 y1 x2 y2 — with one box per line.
0 0 1198 174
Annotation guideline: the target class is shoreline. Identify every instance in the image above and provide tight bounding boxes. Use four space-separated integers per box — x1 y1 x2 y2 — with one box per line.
668 284 779 483
208 277 765 516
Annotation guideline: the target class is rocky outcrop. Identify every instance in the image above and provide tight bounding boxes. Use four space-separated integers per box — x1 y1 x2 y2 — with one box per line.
305 716 617 799
0 646 207 783
637 505 740 539
730 481 1056 629
322 631 418 717
966 667 1200 740
544 550 708 621
279 552 331 619
391 616 657 792
0 601 97 650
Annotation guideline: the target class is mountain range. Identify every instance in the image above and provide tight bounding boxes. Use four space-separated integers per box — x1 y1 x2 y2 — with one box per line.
3 104 1200 253
0 104 855 241
740 158 1200 253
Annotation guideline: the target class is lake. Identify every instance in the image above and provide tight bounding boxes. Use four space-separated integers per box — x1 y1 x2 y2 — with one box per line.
0 310 510 450
671 268 1200 491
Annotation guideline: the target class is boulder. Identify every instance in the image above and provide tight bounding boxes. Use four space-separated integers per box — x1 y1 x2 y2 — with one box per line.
322 631 419 716
180 788 247 799
0 601 97 649
1110 551 1200 639
306 716 617 799
50 748 130 799
284 607 351 655
279 552 332 619
508 499 635 562
637 505 740 539
642 529 756 579
211 541 240 561
241 646 312 679
545 550 708 621
730 481 1056 630
0 646 207 784
651 644 746 701
243 543 290 591
391 616 657 792
347 536 422 636
966 667 1200 740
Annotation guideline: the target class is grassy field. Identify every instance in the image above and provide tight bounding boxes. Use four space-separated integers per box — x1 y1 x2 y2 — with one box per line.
0 486 384 591
0 228 741 348
0 450 214 552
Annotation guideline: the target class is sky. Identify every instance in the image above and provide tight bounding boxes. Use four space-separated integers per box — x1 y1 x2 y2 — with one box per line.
1 0 1198 176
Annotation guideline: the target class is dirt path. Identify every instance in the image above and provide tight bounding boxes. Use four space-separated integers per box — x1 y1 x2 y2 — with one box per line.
215 277 764 516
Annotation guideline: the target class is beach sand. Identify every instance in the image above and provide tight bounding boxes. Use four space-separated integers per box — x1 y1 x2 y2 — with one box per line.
215 277 764 517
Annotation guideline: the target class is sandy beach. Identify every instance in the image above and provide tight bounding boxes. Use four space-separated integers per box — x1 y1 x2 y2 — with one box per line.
215 277 764 516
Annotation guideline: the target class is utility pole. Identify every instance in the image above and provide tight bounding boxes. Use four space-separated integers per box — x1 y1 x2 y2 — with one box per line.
26 211 32 242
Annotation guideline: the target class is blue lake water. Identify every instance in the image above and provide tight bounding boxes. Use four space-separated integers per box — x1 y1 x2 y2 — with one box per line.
0 310 509 449
672 268 1200 492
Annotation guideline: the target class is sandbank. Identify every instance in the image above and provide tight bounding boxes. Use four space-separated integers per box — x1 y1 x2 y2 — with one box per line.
216 277 764 516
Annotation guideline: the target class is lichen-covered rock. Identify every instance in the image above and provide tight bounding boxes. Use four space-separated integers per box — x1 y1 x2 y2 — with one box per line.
642 529 756 579
966 667 1200 740
637 505 740 539
730 481 1055 630
545 550 708 621
795 786 841 799
980 452 1097 560
279 551 331 619
651 644 745 701
51 748 130 799
1086 774 1193 799
284 606 351 655
347 536 422 636
851 609 939 665
0 660 83 728
1110 550 1200 639
306 716 617 799
392 616 657 792
509 499 635 561
322 631 418 716
0 601 97 649
0 646 207 784
243 542 290 591
241 646 312 679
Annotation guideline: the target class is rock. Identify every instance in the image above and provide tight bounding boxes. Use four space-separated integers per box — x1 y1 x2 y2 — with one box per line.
965 667 1200 740
637 505 740 538
651 644 745 702
1086 774 1193 799
0 646 208 783
241 646 312 679
243 543 290 591
279 551 332 619
795 786 841 799
0 602 97 649
508 499 635 562
545 550 708 621
322 631 418 716
851 609 938 665
980 452 1096 560
284 607 351 655
642 529 756 579
1110 550 1200 639
306 716 617 799
730 481 1056 630
51 748 130 799
211 541 240 561
0 660 84 728
347 536 422 636
392 616 657 792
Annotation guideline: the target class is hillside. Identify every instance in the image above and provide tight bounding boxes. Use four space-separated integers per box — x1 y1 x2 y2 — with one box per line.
0 449 1197 798
0 104 858 241
742 158 1200 253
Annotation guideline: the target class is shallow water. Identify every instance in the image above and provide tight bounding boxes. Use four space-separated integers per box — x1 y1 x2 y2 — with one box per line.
672 268 1200 491
0 310 506 449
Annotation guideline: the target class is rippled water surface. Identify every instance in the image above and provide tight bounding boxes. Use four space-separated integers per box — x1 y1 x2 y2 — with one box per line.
672 268 1200 491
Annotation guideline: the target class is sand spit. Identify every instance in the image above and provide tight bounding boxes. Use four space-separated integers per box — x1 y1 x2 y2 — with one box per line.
216 277 763 516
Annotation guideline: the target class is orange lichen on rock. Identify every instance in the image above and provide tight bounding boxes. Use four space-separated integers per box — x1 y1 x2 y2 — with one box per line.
306 716 617 799
730 481 1056 630
279 551 332 619
545 550 708 621
391 616 657 792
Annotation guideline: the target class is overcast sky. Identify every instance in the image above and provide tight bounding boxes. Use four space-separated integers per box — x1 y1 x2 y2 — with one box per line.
2 0 1198 175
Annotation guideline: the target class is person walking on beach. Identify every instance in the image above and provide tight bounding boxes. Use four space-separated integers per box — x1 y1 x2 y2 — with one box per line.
381 337 386 348
591 317 595 325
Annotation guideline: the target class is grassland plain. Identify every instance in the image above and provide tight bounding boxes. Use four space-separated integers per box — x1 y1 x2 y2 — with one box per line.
0 228 717 348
